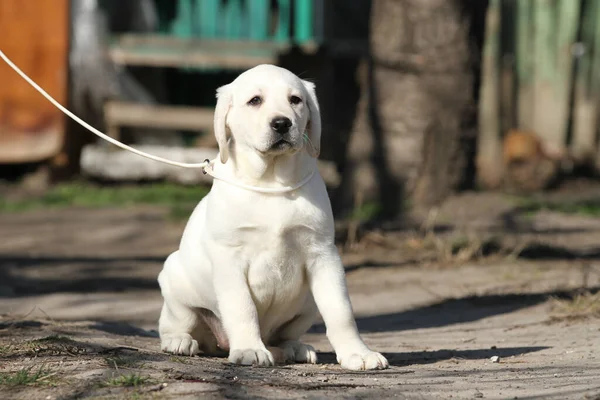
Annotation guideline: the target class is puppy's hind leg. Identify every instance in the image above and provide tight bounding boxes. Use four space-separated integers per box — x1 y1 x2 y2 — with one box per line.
158 252 201 356
271 296 318 364
159 300 200 356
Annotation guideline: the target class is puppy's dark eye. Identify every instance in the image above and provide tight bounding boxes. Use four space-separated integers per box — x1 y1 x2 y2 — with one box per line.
248 96 262 106
290 95 302 105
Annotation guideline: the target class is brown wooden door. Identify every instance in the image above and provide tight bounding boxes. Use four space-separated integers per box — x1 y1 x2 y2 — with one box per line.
0 0 69 163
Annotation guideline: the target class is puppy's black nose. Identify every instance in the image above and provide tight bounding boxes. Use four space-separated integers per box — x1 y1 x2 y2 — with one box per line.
270 117 292 134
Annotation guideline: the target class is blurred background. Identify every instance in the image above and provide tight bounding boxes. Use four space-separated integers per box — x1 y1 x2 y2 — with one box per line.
2 0 600 221
2 0 600 217
1 2 600 397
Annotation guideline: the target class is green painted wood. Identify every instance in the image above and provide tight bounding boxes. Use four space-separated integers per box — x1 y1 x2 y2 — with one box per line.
223 0 244 39
571 0 600 164
164 0 317 43
275 0 291 42
476 0 503 189
294 0 313 43
573 0 599 161
533 0 555 81
195 0 220 38
516 0 533 130
531 0 579 151
172 0 193 38
516 1 533 82
551 0 580 145
592 0 600 166
248 0 269 41
591 0 600 95
531 0 557 148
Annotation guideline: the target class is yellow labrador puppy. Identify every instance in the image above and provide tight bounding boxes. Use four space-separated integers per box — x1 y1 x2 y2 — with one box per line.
158 64 388 371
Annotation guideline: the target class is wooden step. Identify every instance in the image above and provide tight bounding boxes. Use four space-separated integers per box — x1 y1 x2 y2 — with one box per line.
108 34 317 69
104 101 215 140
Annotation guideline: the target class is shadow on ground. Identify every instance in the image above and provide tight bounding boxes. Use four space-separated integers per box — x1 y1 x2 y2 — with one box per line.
0 254 165 297
0 318 549 370
311 286 599 334
316 346 550 367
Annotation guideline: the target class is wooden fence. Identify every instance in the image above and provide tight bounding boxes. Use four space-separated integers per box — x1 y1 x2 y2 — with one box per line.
477 0 600 191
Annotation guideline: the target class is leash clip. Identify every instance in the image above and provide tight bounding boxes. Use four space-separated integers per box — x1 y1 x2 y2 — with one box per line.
202 159 210 175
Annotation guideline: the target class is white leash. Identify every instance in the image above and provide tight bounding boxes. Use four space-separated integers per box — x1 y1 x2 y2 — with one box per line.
0 49 314 194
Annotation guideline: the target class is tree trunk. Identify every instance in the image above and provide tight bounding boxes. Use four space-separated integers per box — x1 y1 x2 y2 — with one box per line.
341 0 481 216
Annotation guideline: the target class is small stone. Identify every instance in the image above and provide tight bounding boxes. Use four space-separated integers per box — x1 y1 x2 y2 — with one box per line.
490 356 500 363
474 391 484 398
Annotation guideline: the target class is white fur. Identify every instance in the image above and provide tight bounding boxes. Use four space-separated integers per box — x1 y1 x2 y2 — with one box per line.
158 64 389 371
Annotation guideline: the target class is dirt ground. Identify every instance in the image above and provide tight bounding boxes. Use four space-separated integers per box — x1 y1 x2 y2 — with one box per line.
1 189 600 399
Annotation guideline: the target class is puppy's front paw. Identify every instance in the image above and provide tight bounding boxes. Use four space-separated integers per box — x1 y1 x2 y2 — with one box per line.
278 340 318 364
161 333 200 356
229 348 274 366
338 351 389 371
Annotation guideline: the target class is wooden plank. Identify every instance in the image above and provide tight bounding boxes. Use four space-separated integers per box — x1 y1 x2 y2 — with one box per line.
104 102 214 132
113 33 319 52
294 0 313 43
0 0 69 163
223 0 244 39
196 0 220 38
531 0 579 154
572 0 599 163
275 0 292 42
109 48 279 69
172 0 194 38
108 34 319 69
248 0 269 41
476 0 503 189
516 0 534 131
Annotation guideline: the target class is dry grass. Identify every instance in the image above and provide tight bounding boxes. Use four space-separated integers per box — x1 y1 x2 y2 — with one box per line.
106 373 150 388
550 291 600 319
105 356 143 369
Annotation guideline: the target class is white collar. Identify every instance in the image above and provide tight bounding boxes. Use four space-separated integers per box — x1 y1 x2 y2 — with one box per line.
202 160 315 194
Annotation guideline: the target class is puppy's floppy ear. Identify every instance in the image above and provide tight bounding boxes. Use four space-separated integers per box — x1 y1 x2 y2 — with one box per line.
214 84 232 163
302 80 321 158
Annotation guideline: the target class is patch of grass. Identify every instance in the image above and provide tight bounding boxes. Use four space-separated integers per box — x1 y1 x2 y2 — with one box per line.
106 373 149 387
550 291 600 319
0 366 58 386
0 181 208 220
0 345 12 356
168 202 197 221
517 198 600 218
169 356 191 364
105 356 142 369
349 201 382 222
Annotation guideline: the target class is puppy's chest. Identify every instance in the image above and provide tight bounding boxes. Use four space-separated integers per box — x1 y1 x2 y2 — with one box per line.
239 223 311 302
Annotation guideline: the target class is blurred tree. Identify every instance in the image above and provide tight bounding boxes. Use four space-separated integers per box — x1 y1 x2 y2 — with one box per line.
338 0 485 218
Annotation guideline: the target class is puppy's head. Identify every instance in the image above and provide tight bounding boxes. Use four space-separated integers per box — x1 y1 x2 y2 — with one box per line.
214 64 320 164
